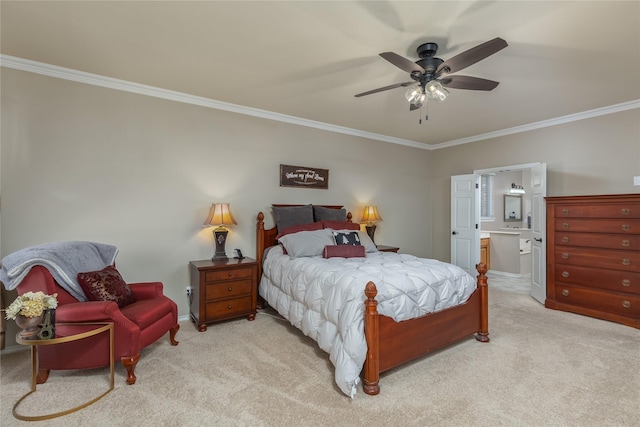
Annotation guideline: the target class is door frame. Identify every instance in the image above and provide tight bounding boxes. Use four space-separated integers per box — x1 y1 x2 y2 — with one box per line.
473 162 546 303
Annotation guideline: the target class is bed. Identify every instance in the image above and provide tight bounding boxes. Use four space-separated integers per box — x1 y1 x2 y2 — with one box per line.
256 204 489 397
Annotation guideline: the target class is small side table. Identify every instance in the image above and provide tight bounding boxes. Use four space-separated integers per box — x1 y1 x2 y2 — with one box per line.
376 245 399 253
13 322 114 421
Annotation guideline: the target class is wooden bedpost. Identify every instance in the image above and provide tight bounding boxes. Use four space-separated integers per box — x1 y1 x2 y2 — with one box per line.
475 262 490 343
256 212 265 309
362 281 380 395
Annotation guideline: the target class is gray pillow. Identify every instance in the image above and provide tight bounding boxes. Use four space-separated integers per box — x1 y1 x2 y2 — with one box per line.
313 205 347 222
272 204 314 232
278 229 334 258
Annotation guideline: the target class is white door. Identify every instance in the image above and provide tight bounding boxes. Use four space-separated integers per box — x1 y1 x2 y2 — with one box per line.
530 163 547 304
451 174 480 276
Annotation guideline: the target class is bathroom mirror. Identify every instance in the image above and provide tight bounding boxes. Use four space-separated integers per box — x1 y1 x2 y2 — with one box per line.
504 195 523 221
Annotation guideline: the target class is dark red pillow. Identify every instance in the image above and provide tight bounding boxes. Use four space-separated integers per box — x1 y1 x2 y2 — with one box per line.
77 265 136 308
276 222 323 240
322 220 360 231
323 245 366 258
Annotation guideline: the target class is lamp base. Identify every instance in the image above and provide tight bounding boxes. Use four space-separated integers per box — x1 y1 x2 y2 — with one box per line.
212 228 229 261
365 224 377 244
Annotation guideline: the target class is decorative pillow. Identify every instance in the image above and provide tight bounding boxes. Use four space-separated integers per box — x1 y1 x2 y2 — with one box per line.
323 245 366 258
278 229 334 258
276 221 323 240
322 220 360 231
272 204 314 232
332 231 361 246
313 205 347 222
77 265 136 308
357 231 379 253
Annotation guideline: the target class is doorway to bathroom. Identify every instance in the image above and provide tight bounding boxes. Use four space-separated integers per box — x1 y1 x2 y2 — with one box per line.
451 163 546 303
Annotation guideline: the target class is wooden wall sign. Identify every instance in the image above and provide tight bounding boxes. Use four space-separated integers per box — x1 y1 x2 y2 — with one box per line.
280 164 329 189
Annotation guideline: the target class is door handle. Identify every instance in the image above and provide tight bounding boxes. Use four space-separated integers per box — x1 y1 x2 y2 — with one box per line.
534 237 543 242
452 231 458 235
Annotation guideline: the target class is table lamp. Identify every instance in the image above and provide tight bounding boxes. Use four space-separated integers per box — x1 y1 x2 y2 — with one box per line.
203 203 237 261
361 205 383 244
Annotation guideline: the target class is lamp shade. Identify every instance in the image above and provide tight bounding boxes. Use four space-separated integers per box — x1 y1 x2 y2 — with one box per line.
361 205 383 224
203 203 237 228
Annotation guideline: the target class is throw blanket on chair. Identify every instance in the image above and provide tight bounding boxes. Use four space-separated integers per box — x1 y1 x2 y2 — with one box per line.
0 241 118 301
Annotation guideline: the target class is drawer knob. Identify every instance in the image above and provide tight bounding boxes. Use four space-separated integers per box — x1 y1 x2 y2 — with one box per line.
562 222 570 229
621 224 630 231
227 305 233 310
561 289 570 297
228 272 233 277
621 208 630 215
622 279 631 287
562 209 569 215
561 236 569 243
228 287 233 292
622 259 631 266
561 253 569 259
622 301 631 309
621 239 630 247
562 271 570 278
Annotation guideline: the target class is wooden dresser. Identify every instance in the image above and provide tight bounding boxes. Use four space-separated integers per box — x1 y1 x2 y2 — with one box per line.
545 194 639 328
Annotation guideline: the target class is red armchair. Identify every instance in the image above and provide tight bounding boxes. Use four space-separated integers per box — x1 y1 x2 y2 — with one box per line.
16 265 179 385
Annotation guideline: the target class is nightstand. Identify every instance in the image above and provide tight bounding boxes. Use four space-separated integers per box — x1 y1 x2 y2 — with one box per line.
376 245 399 253
189 258 258 332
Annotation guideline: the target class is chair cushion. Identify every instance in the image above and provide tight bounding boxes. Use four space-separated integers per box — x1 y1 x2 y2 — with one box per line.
120 297 175 330
77 265 136 308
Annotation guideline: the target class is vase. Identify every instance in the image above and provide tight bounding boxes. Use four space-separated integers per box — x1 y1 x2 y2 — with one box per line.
38 309 56 340
15 313 45 340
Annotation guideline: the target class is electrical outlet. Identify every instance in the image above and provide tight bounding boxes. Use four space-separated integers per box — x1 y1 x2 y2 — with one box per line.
634 176 640 186
186 286 192 295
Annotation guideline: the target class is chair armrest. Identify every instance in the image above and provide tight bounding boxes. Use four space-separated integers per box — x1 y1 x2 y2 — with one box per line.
128 282 165 300
56 301 136 330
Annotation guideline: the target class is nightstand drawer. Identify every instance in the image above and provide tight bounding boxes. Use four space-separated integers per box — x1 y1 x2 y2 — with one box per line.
205 296 253 319
205 279 252 300
555 285 640 317
205 267 254 283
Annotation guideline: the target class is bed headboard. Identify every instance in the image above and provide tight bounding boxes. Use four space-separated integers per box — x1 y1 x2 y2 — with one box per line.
256 204 352 279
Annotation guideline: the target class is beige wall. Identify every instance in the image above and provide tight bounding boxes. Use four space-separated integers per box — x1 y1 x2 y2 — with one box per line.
428 109 640 262
1 68 433 346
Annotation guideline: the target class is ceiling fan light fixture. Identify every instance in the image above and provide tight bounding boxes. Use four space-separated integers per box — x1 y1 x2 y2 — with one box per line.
405 83 424 103
425 80 449 102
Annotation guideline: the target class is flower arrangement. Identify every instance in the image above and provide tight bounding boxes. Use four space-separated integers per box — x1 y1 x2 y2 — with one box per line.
4 291 58 320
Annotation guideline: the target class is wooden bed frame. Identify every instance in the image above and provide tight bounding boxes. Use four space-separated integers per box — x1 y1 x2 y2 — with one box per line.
256 206 489 395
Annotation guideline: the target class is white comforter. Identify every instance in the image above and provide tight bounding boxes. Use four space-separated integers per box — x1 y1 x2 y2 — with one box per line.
259 246 476 397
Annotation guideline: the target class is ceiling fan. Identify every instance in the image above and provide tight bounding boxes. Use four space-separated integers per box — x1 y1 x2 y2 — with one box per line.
355 37 508 111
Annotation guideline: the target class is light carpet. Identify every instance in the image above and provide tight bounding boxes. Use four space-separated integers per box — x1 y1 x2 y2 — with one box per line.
1 288 638 426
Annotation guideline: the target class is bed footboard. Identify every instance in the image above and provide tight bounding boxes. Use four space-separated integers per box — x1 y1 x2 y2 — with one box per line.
363 262 489 395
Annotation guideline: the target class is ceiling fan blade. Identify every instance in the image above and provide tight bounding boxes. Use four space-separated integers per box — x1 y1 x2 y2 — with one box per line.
435 37 507 76
439 75 500 91
354 81 414 97
379 52 425 74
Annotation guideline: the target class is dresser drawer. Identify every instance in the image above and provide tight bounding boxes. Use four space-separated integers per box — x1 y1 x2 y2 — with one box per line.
555 285 640 317
555 232 640 251
554 264 640 294
554 247 639 272
205 279 252 300
205 296 253 319
204 266 254 283
554 218 640 234
555 203 640 219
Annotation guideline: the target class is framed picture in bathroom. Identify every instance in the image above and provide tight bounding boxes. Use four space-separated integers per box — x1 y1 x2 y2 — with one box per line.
504 195 523 221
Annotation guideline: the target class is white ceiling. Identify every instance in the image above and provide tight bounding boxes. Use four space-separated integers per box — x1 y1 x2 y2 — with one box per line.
2 1 639 147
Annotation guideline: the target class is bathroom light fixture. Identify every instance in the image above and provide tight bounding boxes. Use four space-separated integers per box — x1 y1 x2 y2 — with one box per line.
203 203 237 261
509 183 525 195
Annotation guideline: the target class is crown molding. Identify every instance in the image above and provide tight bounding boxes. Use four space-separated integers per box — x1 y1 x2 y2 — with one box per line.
2 54 638 151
